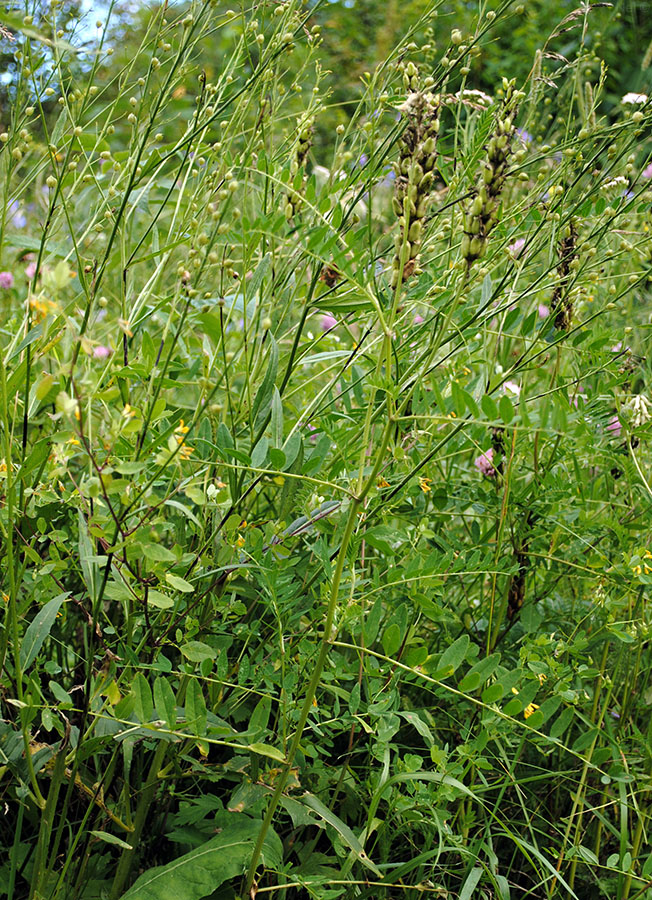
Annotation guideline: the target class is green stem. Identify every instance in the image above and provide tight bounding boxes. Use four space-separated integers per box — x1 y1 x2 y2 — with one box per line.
109 740 168 899
243 414 393 893
29 742 68 900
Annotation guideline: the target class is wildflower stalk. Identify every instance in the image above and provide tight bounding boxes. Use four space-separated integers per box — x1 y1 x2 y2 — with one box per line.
552 221 578 330
461 77 523 265
284 113 314 219
390 63 440 288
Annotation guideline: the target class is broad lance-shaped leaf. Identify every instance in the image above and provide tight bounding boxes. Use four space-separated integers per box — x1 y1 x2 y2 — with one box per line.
300 793 382 877
20 593 69 671
119 816 282 900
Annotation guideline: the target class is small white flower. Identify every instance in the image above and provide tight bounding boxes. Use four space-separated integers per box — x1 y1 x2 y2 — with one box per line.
621 92 648 106
502 380 521 398
452 89 494 106
601 176 629 191
626 394 651 428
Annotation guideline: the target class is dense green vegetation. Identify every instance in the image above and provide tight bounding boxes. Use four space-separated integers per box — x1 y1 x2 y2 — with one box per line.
0 1 651 898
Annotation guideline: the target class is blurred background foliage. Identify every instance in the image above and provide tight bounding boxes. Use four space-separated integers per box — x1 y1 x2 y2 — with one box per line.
2 0 652 155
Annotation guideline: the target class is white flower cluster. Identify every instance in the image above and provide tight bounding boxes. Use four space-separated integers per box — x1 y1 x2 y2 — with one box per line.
450 89 494 107
621 93 648 106
626 394 651 428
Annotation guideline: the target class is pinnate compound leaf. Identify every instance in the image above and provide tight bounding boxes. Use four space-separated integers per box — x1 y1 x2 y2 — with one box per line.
119 816 283 900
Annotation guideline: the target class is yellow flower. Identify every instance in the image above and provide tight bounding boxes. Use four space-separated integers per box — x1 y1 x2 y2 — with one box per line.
174 419 190 441
377 476 390 488
523 703 539 719
537 673 547 685
179 443 194 460
419 477 432 493
29 295 58 321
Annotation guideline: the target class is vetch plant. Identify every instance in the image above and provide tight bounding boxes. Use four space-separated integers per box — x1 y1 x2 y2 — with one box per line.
0 1 651 899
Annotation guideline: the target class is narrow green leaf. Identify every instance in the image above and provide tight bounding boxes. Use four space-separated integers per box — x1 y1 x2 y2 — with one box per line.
252 334 278 425
185 678 207 735
90 830 133 850
78 511 99 602
247 742 285 762
481 394 498 420
132 673 153 724
460 867 483 900
154 677 177 731
20 593 68 671
300 793 382 876
270 386 283 448
499 394 514 424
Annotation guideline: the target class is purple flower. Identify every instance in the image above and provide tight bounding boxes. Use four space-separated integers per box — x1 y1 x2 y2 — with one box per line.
93 345 112 360
474 448 496 478
320 313 337 332
25 262 37 280
299 421 318 443
9 200 26 229
0 271 14 289
643 162 652 179
538 304 550 318
606 415 621 436
516 128 533 146
507 237 526 258
413 313 424 324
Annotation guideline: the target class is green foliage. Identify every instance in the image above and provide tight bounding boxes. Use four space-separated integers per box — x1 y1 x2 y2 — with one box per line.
0 1 651 899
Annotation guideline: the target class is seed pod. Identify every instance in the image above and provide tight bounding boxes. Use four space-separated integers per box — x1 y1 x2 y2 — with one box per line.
390 65 441 286
461 78 520 265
